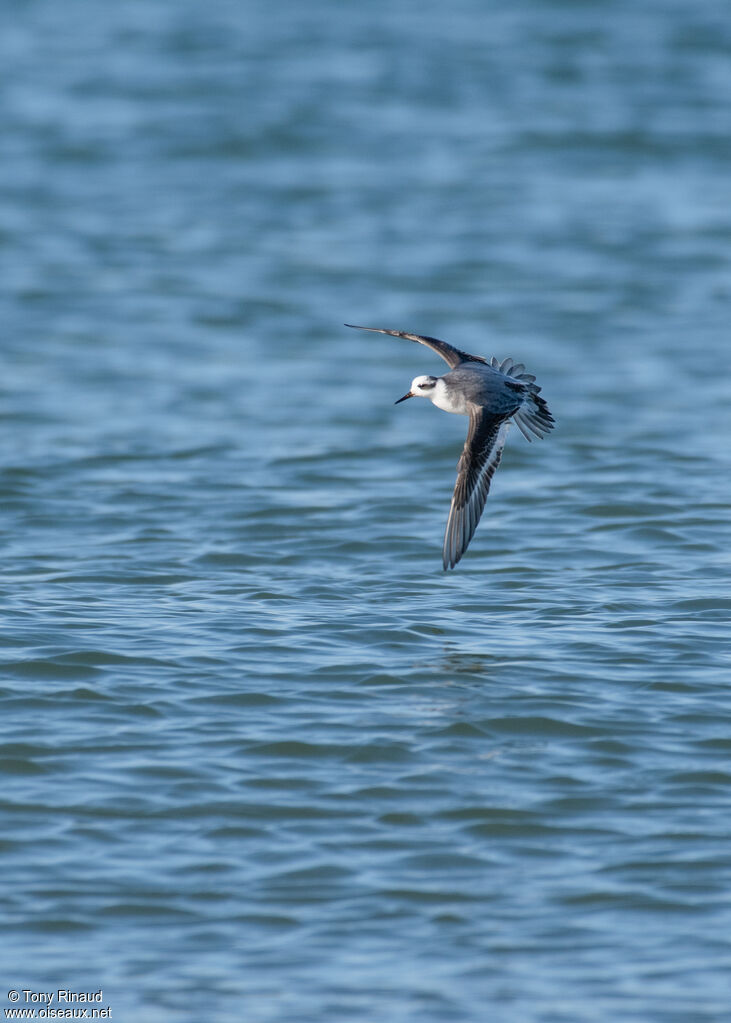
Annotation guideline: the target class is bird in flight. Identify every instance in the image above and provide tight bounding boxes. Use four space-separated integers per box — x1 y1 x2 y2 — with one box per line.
345 324 555 570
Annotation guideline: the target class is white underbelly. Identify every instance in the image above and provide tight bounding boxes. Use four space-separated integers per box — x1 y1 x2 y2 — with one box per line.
431 389 471 415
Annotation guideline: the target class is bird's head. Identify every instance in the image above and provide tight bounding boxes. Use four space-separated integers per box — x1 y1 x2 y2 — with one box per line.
395 375 439 404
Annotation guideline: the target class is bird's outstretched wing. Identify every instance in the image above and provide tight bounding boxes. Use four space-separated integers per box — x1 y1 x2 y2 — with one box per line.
443 409 510 570
345 324 487 370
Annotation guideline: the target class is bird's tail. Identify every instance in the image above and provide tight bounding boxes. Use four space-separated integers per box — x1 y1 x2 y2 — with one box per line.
490 356 555 441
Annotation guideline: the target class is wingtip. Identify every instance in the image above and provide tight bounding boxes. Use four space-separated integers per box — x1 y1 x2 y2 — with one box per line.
344 324 385 335
442 546 458 571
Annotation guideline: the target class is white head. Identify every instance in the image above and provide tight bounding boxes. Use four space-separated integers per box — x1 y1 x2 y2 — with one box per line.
394 375 439 404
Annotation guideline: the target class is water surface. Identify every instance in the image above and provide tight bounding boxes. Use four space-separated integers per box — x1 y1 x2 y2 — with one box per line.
2 1 731 1020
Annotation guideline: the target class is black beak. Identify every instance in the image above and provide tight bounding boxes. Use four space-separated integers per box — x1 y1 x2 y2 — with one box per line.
394 391 414 405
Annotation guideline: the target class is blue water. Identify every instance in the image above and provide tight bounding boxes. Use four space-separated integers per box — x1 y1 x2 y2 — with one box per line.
2 1 731 1020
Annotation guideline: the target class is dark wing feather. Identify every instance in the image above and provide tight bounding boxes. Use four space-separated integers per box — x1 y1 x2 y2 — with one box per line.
344 324 487 370
443 409 510 570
